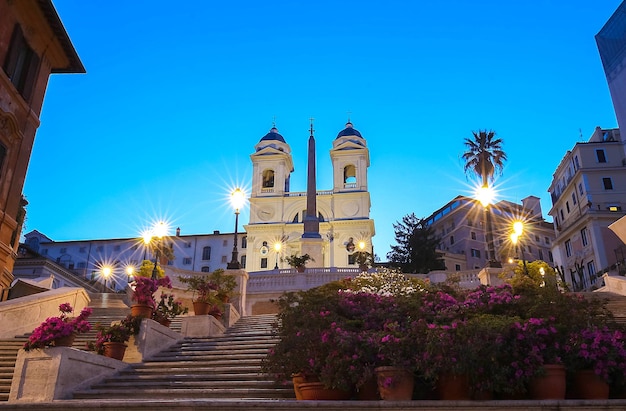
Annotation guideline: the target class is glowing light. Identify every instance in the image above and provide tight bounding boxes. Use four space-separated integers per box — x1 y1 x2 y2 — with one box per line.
153 221 168 238
510 233 518 245
475 184 495 207
513 221 524 236
125 266 135 276
358 241 366 251
142 230 153 245
231 188 245 212
274 242 282 252
102 266 112 278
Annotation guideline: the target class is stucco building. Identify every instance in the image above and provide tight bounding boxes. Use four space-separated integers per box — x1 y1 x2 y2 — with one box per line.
548 127 626 290
0 0 84 300
425 195 555 273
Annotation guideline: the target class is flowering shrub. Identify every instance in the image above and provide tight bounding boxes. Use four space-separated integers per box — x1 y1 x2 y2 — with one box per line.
87 315 142 355
152 292 188 323
178 275 218 303
23 303 92 351
564 325 626 383
342 268 424 296
132 276 172 308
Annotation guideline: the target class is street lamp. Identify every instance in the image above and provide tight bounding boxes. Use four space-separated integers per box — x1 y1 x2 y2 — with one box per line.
475 184 501 268
227 188 245 269
273 241 282 270
125 265 135 282
510 221 529 276
102 265 112 293
150 221 168 279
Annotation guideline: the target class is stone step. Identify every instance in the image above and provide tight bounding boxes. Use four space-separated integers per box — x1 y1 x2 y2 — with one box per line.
89 378 282 390
73 387 294 400
122 365 266 375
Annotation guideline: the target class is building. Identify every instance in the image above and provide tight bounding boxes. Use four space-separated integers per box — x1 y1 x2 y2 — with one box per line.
548 126 626 291
22 229 242 292
0 0 84 300
596 1 626 134
244 121 375 272
425 195 555 273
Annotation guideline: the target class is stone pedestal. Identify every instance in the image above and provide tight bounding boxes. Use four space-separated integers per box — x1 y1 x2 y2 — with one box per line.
225 268 248 316
300 237 323 268
180 315 225 338
9 347 128 402
123 318 183 362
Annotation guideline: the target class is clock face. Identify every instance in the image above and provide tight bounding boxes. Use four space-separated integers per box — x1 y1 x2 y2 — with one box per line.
260 246 269 256
257 206 275 221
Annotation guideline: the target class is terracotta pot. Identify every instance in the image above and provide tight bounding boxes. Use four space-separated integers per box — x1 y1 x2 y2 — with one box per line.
437 373 471 400
156 318 171 328
292 373 306 400
103 342 127 361
574 369 609 399
53 333 75 347
298 382 351 400
130 304 153 318
193 301 211 315
529 364 566 400
296 266 305 273
375 366 414 401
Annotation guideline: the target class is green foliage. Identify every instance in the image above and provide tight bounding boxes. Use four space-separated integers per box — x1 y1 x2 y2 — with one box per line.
207 269 238 300
282 253 314 268
462 129 507 185
178 274 218 304
386 213 445 273
135 259 164 279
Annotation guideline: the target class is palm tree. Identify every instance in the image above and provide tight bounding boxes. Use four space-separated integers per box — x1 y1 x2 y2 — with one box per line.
462 130 507 266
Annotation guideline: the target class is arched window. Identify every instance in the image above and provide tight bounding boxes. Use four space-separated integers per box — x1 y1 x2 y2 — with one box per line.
241 236 247 249
202 246 211 260
343 165 356 184
201 266 210 272
262 169 275 188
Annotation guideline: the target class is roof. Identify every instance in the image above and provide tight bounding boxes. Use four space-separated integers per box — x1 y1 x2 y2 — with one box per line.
336 121 362 138
260 127 286 143
36 0 85 73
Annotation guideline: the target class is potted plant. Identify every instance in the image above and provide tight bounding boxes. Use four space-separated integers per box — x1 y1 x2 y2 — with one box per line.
178 275 218 315
152 292 189 327
354 250 374 271
283 253 314 272
23 303 92 351
208 268 238 303
131 276 172 318
87 315 142 360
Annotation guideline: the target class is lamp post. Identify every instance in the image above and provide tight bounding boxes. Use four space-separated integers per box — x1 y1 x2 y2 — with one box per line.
150 221 168 279
476 185 501 268
273 241 282 270
126 265 135 283
227 188 245 269
102 266 112 293
510 221 529 276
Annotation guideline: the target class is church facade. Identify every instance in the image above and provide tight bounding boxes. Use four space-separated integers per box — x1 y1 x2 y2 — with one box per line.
244 121 375 272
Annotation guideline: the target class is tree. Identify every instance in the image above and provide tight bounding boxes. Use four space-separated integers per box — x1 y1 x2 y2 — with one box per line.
387 213 445 274
462 130 507 266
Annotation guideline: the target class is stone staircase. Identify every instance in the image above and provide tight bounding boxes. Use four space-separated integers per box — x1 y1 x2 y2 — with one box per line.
72 314 293 400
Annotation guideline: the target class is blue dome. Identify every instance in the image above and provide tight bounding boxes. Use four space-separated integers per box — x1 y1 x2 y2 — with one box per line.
260 127 286 143
336 121 362 138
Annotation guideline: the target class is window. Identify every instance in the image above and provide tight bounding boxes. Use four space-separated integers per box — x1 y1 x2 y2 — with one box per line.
348 254 357 265
60 248 67 254
574 155 580 170
262 169 275 188
455 264 461 271
202 246 211 260
544 237 550 245
587 260 596 277
221 255 227 263
538 249 544 261
572 192 577 205
581 228 588 247
96 246 103 252
528 245 533 253
114 245 120 251
77 262 86 269
183 257 192 265
343 164 356 184
241 255 246 268
450 236 455 245
535 235 540 242
579 183 583 195
184 242 191 248
201 266 210 272
467 219 473 227
548 251 554 262
3 25 40 100
560 209 564 220
242 236 247 249
565 239 572 257
223 240 228 247
603 177 613 190
470 249 481 258
260 258 268 268
566 201 570 213
471 232 476 240
79 247 86 253
596 149 607 163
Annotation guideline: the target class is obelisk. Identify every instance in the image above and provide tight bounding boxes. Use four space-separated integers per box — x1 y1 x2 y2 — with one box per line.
300 118 323 266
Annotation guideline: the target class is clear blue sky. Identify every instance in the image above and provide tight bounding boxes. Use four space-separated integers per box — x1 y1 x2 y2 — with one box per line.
23 0 622 259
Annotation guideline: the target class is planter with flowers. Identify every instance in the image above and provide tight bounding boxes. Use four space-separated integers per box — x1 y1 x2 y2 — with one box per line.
563 325 626 399
131 276 172 318
283 254 314 273
178 275 220 316
152 292 189 327
23 303 92 351
87 315 142 360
